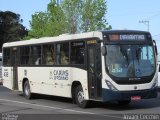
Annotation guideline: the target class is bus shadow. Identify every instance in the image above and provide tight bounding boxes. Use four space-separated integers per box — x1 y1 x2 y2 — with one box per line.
18 93 160 111
90 97 160 111
19 93 73 104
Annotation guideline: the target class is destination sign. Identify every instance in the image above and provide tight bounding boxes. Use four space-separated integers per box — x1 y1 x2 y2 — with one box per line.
120 35 145 40
108 34 146 41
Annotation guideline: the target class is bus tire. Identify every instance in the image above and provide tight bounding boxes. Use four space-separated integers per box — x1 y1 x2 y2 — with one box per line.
23 80 32 99
75 85 89 108
118 100 131 106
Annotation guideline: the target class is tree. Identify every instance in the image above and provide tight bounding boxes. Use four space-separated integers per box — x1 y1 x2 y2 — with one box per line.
28 12 49 38
28 0 67 38
62 0 111 33
81 0 111 32
62 0 83 33
46 0 68 36
0 11 28 51
28 0 111 38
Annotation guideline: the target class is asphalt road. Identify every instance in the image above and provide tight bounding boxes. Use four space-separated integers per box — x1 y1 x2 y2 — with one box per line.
0 85 160 120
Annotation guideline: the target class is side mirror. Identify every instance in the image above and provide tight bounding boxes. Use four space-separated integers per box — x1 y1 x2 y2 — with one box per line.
101 46 107 56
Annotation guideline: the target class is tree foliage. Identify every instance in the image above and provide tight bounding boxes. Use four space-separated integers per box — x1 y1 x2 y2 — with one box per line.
62 0 83 33
29 0 67 38
62 0 111 33
0 11 28 50
28 12 49 38
81 0 111 32
28 0 111 38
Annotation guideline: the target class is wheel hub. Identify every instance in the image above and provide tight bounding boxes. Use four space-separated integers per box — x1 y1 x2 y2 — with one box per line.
25 85 30 96
77 91 84 104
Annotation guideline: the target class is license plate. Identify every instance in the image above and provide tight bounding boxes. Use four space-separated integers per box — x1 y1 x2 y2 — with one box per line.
131 96 141 101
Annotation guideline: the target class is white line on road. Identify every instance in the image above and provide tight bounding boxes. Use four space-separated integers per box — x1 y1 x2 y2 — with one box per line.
0 98 123 119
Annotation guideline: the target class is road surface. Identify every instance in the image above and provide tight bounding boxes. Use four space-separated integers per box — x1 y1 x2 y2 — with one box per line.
0 85 160 120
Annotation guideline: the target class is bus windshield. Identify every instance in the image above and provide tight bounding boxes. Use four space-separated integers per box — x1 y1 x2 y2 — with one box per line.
105 44 155 78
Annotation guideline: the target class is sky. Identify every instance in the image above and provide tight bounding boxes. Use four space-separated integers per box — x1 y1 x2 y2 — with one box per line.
0 0 160 53
107 0 160 53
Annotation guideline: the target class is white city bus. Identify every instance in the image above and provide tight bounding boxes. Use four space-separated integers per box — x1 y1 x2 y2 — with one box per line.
2 30 158 108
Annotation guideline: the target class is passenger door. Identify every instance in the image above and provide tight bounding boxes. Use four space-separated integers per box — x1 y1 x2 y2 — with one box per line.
87 43 102 100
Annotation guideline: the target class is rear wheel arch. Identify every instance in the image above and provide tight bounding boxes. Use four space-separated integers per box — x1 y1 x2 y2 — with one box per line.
71 81 81 103
22 78 33 99
71 81 89 108
22 78 29 92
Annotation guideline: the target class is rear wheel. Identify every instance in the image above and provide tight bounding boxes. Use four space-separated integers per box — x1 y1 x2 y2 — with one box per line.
75 85 89 108
23 81 32 99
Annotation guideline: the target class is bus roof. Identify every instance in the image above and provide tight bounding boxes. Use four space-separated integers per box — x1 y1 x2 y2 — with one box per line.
3 30 151 48
3 31 102 48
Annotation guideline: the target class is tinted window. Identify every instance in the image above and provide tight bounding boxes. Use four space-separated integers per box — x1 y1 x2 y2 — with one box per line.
3 48 11 65
42 44 55 65
71 41 85 64
31 46 42 65
20 46 30 65
56 42 69 65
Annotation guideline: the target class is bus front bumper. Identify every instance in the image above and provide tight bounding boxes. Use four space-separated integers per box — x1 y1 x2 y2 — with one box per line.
102 87 158 102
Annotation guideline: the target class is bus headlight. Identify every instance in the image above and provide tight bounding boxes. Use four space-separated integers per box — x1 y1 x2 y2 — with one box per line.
151 76 158 89
105 80 118 91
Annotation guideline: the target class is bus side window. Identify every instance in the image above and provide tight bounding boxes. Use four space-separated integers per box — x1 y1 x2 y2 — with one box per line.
3 48 11 66
20 47 30 65
71 41 85 64
56 42 69 65
61 51 68 65
31 46 41 65
43 44 55 65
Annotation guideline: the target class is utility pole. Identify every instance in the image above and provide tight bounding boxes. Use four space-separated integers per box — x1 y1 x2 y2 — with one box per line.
139 20 150 31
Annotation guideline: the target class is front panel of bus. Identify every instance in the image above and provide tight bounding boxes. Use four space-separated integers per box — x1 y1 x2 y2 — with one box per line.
101 31 158 102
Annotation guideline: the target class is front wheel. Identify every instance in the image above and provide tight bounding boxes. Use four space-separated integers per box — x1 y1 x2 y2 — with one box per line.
23 81 32 99
75 85 89 108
